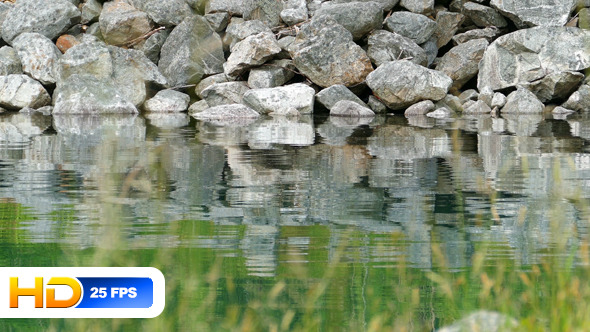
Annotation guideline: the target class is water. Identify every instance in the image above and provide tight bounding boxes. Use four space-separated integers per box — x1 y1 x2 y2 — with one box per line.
1 111 590 330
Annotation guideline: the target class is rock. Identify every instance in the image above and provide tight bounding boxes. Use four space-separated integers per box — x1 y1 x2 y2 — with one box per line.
367 95 388 113
188 99 209 116
400 0 434 14
463 100 492 114
244 0 282 28
404 100 435 115
367 30 428 67
490 0 576 28
491 92 507 108
427 107 452 118
452 27 501 44
523 71 584 102
421 36 439 66
0 3 11 38
129 0 193 27
56 34 80 54
553 106 575 114
224 19 272 50
242 83 316 115
478 27 590 92
281 0 308 26
437 311 518 332
60 41 113 81
330 100 375 117
195 73 232 98
12 33 61 85
81 0 102 24
0 74 51 110
206 0 246 16
384 11 437 45
0 46 22 76
435 38 488 90
247 59 295 89
201 81 250 106
53 74 137 114
159 15 225 87
501 87 545 114
366 60 452 110
436 94 464 113
135 29 169 64
205 12 230 32
434 11 464 48
193 104 260 121
143 89 190 112
478 86 494 106
99 1 151 46
458 89 479 103
2 0 81 44
316 84 367 110
289 15 373 88
562 84 590 111
315 2 383 40
332 0 399 11
463 2 507 28
223 32 282 77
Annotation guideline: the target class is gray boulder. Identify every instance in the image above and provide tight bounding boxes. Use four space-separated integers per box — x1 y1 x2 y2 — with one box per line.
366 60 452 110
404 100 435 115
129 0 193 27
188 99 209 116
280 0 308 26
501 87 545 114
244 0 282 28
205 0 246 16
0 74 51 110
159 15 225 87
435 38 489 89
463 100 492 114
478 27 590 91
135 29 169 64
434 11 464 48
205 12 230 32
333 0 399 11
243 83 316 115
491 92 507 108
289 15 373 88
247 59 295 89
368 30 428 67
367 95 388 113
463 2 507 28
523 71 584 102
384 11 436 45
195 73 232 98
330 100 375 117
2 0 81 44
81 0 102 25
400 0 433 14
452 27 501 44
315 2 383 40
13 33 61 85
201 81 250 106
223 32 282 77
193 104 260 121
0 46 22 76
224 19 272 50
59 41 113 81
99 1 151 46
143 90 190 112
53 74 137 114
490 0 576 28
0 3 11 39
562 84 590 111
316 84 367 110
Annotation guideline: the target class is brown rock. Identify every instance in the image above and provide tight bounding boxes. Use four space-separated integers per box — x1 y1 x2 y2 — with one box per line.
56 35 80 54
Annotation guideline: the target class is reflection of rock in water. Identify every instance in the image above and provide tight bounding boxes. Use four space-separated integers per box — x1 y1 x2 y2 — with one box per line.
145 112 190 129
240 225 279 277
248 115 314 148
0 112 51 142
368 125 451 160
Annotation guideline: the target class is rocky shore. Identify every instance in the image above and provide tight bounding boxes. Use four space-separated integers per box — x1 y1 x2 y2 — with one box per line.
0 0 588 125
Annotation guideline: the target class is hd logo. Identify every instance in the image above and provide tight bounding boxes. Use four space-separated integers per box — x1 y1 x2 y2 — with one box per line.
0 267 165 318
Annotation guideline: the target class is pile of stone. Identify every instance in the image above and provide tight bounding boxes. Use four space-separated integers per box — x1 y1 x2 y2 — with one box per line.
0 0 589 122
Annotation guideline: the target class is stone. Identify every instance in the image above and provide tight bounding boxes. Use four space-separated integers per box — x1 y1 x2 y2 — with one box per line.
501 87 545 114
159 15 225 87
188 99 209 116
0 46 22 76
458 89 479 103
56 34 80 54
289 15 373 88
366 60 452 110
367 95 388 113
201 82 250 106
315 2 383 40
523 71 584 102
421 36 438 66
247 59 295 89
99 1 151 46
195 73 232 98
562 84 590 111
434 11 464 48
435 38 489 89
436 94 464 113
224 19 272 50
491 92 507 108
437 311 518 332
316 84 367 110
452 27 501 44
463 100 492 114
490 0 576 28
206 0 246 16
53 74 137 114
2 0 81 44
404 100 435 115
280 0 308 26
463 2 507 28
478 86 494 106
330 100 375 117
12 33 61 85
81 0 102 25
0 74 51 110
553 106 575 114
135 29 169 64
384 11 437 45
367 30 428 67
244 0 282 28
60 41 113 81
205 12 230 32
478 27 590 92
193 104 260 121
143 89 190 112
0 3 10 39
129 0 193 27
427 107 452 118
223 32 282 77
242 83 316 115
400 0 434 14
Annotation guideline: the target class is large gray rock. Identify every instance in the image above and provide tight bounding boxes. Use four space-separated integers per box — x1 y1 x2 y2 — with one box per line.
242 83 316 115
223 32 281 77
206 0 246 16
193 104 260 121
244 0 282 28
53 74 138 114
435 38 488 90
434 11 464 48
280 0 308 26
201 81 250 106
224 19 272 50
315 2 383 40
523 71 584 102
452 26 501 44
400 0 433 14
501 87 545 114
159 15 225 87
60 41 113 81
366 60 452 110
195 73 232 98
0 3 11 39
0 46 22 76
129 0 193 26
367 30 428 67
463 2 507 28
0 75 51 110
562 84 590 111
330 100 375 117
463 100 492 114
490 0 576 28
135 29 169 64
2 0 81 44
205 12 230 32
13 33 61 85
289 15 373 88
478 27 590 92
143 89 190 112
384 11 436 45
332 0 399 11
316 84 367 110
99 1 151 46
81 0 102 25
404 100 434 115
247 59 295 89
